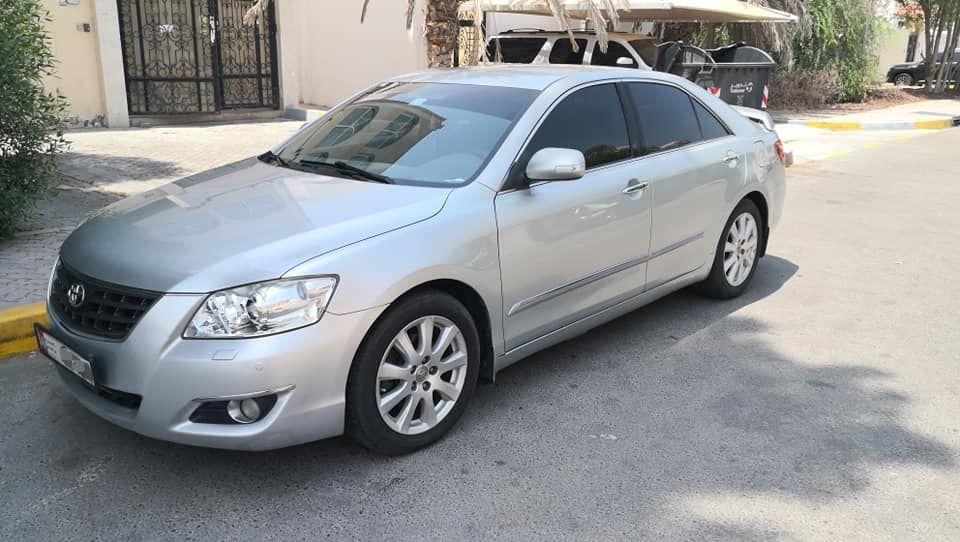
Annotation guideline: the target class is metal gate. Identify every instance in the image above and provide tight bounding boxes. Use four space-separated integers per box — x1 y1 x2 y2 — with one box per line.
117 0 279 115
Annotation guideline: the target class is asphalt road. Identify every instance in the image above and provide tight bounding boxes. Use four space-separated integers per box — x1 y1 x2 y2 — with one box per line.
2 129 959 541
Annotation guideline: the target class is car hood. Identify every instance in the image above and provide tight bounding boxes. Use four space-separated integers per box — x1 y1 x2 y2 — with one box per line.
891 62 923 69
60 159 451 293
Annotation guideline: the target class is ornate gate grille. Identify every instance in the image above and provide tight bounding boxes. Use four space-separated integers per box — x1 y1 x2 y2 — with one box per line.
117 0 279 115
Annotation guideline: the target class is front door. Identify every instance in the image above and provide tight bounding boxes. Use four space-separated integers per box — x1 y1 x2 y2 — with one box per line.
117 0 279 115
496 84 653 351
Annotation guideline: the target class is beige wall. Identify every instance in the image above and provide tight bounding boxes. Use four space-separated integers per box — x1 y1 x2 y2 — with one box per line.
278 0 429 109
42 0 108 127
875 23 913 81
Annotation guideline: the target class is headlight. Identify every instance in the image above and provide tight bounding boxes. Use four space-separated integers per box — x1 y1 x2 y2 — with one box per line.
184 276 338 339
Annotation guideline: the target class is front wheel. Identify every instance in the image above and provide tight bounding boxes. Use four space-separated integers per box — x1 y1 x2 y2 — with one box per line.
894 73 915 86
346 291 480 455
698 200 763 299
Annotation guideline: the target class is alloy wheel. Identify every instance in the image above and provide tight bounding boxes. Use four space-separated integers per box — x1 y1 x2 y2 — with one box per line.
895 74 914 86
376 316 468 435
723 212 759 287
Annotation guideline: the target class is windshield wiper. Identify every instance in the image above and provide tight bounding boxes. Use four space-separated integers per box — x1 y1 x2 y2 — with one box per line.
258 150 290 168
297 159 393 184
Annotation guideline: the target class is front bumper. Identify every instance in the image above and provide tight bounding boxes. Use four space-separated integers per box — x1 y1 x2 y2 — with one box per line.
46 294 384 451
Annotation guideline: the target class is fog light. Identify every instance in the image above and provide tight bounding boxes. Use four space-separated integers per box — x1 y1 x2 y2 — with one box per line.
227 398 262 424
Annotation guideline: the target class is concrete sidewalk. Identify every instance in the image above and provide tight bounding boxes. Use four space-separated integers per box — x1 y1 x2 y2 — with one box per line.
773 99 960 131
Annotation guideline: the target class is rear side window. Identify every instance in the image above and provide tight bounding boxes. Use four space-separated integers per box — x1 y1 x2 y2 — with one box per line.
486 38 547 63
591 41 638 68
692 101 730 140
525 84 631 169
549 38 588 64
625 83 703 154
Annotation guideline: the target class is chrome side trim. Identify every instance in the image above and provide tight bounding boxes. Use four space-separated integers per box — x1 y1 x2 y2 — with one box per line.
506 231 704 317
506 255 650 317
194 384 296 403
650 231 704 260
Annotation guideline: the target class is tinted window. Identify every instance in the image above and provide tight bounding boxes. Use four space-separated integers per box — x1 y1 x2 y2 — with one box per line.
626 83 702 153
486 38 546 63
591 41 637 68
549 38 588 64
693 101 730 140
629 39 659 67
525 84 631 169
278 83 538 186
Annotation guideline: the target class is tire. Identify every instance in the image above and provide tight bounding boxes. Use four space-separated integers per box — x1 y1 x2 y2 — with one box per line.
345 290 480 455
698 199 763 300
894 73 915 86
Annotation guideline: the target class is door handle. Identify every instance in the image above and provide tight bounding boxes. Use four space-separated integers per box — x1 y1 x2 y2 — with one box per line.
722 152 740 164
622 180 649 195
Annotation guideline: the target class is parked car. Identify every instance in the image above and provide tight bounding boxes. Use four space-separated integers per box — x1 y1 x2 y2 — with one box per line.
485 31 777 110
38 66 787 454
484 29 659 69
887 50 960 86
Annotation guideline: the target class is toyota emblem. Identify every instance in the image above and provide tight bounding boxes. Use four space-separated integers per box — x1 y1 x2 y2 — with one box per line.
67 283 86 308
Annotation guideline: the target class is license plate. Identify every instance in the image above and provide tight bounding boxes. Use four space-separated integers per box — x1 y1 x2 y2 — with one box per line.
35 324 96 388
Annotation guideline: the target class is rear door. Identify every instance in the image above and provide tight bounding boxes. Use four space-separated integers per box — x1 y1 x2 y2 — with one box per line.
621 82 745 289
495 83 653 351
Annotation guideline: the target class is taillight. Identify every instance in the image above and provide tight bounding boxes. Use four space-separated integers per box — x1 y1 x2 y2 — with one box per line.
774 139 787 166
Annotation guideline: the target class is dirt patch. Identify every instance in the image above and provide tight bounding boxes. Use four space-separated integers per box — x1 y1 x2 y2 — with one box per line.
771 85 959 117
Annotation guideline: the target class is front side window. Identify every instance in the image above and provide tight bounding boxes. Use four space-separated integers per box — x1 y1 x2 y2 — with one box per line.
549 38 588 64
524 84 631 169
591 41 637 68
625 83 703 154
629 39 659 67
486 37 547 63
277 83 538 186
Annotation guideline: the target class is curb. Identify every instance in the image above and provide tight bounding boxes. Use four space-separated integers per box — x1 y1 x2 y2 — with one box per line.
0 302 47 359
774 116 960 131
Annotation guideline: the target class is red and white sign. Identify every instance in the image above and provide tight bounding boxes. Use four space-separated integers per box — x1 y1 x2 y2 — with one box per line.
761 84 770 109
709 86 722 98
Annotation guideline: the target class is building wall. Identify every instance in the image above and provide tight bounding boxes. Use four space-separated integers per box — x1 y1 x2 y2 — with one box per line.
875 23 913 81
277 0 429 110
41 0 108 127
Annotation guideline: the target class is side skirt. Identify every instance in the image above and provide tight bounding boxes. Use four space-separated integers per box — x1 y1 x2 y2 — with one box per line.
493 267 706 374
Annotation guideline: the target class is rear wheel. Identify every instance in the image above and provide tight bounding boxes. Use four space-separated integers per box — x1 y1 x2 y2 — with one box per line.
346 291 479 455
698 200 763 299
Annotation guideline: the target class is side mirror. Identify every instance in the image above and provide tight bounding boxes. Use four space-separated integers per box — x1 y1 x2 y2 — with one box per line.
616 56 635 66
525 147 586 182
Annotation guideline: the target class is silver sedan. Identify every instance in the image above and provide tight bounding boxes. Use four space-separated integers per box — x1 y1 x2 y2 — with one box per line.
39 66 786 454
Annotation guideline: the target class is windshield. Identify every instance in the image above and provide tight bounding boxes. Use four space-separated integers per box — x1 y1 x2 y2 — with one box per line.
276 82 538 186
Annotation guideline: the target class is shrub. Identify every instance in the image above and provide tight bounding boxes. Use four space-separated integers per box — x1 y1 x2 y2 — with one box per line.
769 68 842 110
792 0 882 103
0 0 68 237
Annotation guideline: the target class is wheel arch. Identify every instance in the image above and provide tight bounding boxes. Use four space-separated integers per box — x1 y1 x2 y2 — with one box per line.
742 191 770 257
383 279 497 383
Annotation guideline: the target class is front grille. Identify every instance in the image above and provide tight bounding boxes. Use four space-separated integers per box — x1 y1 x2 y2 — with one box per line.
49 261 160 340
97 386 143 410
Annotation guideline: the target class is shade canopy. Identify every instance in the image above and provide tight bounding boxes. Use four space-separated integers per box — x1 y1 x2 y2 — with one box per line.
462 0 799 23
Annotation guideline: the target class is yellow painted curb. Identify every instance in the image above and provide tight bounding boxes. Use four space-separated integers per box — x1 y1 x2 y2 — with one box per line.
805 121 863 131
914 119 953 130
0 302 47 359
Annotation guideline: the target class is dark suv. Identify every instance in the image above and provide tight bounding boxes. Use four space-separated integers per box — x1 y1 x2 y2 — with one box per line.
887 51 960 86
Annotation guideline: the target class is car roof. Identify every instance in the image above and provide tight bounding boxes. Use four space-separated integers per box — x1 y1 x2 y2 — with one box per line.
494 30 655 41
393 65 682 91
